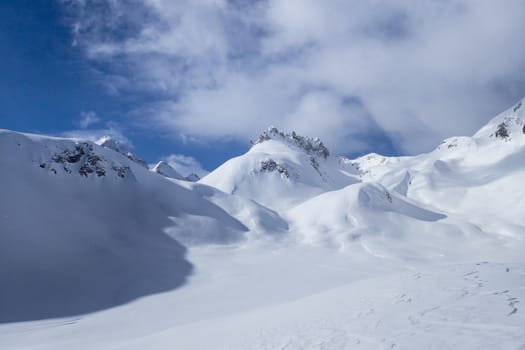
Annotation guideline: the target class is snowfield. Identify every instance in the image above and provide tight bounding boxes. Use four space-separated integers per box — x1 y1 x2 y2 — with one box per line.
1 99 525 349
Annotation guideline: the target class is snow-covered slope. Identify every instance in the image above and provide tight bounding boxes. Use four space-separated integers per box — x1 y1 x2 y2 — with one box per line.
200 127 360 210
347 98 525 240
186 181 289 238
1 99 525 349
0 130 249 323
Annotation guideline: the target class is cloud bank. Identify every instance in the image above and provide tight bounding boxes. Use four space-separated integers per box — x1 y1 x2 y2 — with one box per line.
62 0 525 155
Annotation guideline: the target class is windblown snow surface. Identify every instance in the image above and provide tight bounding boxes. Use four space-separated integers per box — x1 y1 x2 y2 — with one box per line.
1 100 525 349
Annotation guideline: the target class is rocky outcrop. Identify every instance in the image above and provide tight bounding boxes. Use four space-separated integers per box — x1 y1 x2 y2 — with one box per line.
250 127 330 159
494 122 510 140
259 159 290 178
42 142 132 179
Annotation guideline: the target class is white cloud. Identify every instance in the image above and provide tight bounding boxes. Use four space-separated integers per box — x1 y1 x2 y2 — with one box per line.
62 0 525 155
62 124 131 146
162 154 208 177
78 111 101 129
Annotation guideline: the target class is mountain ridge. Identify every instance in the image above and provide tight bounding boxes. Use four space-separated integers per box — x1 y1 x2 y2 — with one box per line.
1 99 524 349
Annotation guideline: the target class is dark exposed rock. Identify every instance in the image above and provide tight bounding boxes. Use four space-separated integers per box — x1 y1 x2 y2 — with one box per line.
309 156 320 172
309 156 328 182
51 143 88 163
95 167 106 177
260 159 289 178
250 127 330 159
184 173 200 182
112 165 131 178
385 191 393 203
79 164 94 177
87 154 103 166
494 123 510 139
46 142 133 179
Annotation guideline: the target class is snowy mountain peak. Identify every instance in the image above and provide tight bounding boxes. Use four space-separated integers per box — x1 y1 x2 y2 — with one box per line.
0 130 135 180
152 161 201 182
96 136 148 168
250 126 330 159
434 99 525 153
473 98 525 143
49 141 134 179
201 127 359 210
152 161 184 180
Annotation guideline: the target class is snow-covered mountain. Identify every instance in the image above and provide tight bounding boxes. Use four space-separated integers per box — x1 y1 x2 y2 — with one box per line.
347 98 525 239
95 135 148 168
1 99 525 349
151 161 200 182
0 130 253 322
201 126 360 210
152 160 185 179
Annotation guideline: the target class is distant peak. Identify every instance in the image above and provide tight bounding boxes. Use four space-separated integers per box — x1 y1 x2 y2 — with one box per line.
152 161 201 182
96 136 129 152
472 98 525 143
152 161 184 180
96 136 148 168
250 126 330 158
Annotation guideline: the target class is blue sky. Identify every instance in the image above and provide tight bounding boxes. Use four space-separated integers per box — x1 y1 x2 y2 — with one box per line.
0 0 247 172
2 0 525 174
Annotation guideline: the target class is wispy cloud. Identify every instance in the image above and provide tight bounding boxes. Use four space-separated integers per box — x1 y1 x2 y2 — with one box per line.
62 122 131 146
78 111 100 129
62 0 525 155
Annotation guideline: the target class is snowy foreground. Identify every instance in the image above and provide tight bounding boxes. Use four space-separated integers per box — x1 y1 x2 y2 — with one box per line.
1 100 525 349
